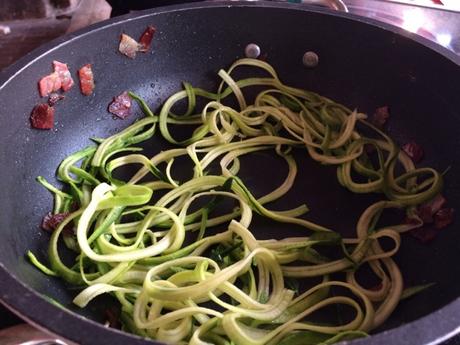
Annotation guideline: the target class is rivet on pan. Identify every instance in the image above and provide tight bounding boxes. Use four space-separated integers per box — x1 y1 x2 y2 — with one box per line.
245 43 261 59
303 51 319 68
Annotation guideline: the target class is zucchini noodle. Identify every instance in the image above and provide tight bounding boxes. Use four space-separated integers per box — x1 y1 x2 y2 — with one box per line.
34 58 442 344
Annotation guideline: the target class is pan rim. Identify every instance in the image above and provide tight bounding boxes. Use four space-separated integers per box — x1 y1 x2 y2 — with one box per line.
0 0 459 91
0 2 458 345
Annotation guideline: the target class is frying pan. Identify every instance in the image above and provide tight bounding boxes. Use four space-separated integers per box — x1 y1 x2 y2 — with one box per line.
0 1 459 344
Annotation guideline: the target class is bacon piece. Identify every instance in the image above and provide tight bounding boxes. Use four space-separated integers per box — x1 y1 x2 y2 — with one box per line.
410 227 438 243
108 91 131 119
404 216 420 226
30 103 55 129
402 141 424 163
371 106 390 129
138 25 156 52
38 72 61 97
78 64 95 96
41 212 70 232
53 60 74 92
406 195 453 243
48 93 65 106
417 194 446 223
434 208 454 229
430 195 448 213
119 33 141 59
417 205 434 224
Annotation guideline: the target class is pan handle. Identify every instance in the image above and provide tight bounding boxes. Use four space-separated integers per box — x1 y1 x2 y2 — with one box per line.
219 0 349 12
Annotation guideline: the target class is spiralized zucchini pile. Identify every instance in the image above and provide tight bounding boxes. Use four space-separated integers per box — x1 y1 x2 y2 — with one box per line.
35 58 442 345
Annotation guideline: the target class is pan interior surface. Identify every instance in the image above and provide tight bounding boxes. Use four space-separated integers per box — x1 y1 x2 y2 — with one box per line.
0 3 459 344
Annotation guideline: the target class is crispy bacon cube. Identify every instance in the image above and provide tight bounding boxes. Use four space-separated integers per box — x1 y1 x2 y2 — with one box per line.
108 91 131 119
402 141 424 163
30 103 55 129
78 64 95 96
119 33 141 59
434 208 454 229
138 26 156 52
53 60 74 92
38 72 61 97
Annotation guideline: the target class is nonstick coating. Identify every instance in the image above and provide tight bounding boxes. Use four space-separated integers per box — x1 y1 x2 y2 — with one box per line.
0 2 459 344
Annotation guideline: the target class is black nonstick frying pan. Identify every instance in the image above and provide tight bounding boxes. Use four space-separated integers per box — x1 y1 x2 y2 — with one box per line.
0 2 459 344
